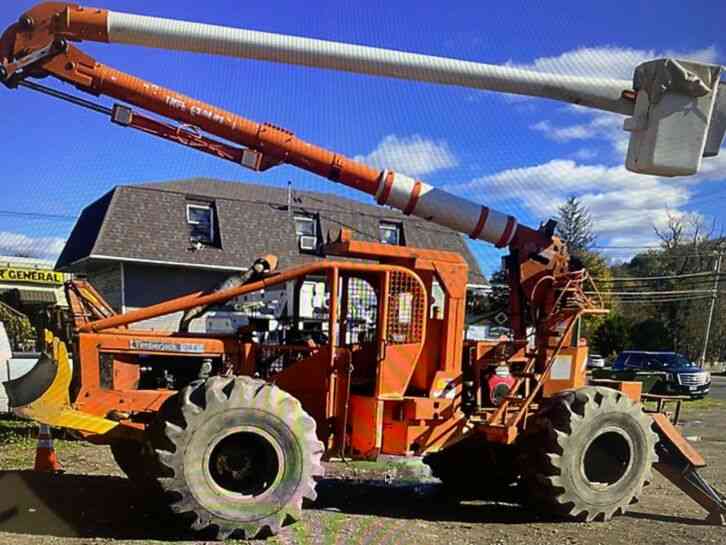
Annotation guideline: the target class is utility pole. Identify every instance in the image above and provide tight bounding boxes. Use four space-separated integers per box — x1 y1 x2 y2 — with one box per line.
700 246 724 366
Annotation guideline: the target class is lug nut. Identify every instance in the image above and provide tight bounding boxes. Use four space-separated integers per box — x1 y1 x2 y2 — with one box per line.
54 38 68 52
18 15 34 30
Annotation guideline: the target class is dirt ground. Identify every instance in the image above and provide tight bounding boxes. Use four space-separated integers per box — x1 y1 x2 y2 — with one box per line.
1 400 725 545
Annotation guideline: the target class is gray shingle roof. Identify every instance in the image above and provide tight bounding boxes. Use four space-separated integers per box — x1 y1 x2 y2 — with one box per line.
56 178 486 284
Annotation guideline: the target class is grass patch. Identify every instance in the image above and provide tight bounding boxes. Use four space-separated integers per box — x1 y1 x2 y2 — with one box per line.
682 396 726 412
0 414 36 445
0 416 84 470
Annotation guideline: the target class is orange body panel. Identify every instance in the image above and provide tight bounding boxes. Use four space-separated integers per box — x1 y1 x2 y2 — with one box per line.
349 395 383 459
270 347 335 445
72 332 234 420
376 343 423 399
542 345 589 397
382 399 468 455
589 379 643 403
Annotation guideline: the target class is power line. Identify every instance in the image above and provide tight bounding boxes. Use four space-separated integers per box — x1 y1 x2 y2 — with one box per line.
614 295 716 304
0 209 77 221
597 276 726 284
593 245 662 250
591 289 720 296
594 271 718 282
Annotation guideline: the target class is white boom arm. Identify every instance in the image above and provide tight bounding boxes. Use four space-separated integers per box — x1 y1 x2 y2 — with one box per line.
104 11 726 177
107 11 634 116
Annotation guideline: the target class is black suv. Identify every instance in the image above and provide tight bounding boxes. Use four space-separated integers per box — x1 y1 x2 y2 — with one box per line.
612 351 711 398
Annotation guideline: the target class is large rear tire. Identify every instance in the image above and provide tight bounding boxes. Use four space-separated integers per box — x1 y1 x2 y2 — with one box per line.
523 386 658 522
149 376 324 539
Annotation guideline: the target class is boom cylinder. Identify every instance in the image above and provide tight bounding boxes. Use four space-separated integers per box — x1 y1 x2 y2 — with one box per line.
69 59 536 248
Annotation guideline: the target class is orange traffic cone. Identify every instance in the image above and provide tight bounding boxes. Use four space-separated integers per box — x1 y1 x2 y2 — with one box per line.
34 424 63 473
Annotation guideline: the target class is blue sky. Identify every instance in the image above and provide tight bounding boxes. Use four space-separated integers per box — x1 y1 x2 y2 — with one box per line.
0 0 724 275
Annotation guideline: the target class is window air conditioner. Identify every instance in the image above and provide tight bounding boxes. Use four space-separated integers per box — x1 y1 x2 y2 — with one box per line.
299 235 317 251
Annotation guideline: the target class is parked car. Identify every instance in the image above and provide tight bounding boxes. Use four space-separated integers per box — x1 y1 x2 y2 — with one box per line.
611 351 711 398
587 353 607 369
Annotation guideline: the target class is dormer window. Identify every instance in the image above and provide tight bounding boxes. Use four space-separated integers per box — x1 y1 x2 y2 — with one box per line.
379 221 403 245
187 203 214 244
294 215 317 251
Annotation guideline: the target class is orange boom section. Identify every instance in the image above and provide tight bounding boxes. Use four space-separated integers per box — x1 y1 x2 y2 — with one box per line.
1 3 547 251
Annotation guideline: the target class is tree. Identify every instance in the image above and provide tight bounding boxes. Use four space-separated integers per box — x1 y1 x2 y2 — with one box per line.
611 212 724 361
630 319 671 351
592 313 631 358
0 302 36 351
556 196 595 255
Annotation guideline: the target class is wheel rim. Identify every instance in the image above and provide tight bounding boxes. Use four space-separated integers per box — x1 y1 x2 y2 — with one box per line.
204 426 286 500
580 426 634 489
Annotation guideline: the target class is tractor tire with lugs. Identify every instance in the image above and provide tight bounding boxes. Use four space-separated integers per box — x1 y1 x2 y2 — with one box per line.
523 386 658 522
149 376 324 540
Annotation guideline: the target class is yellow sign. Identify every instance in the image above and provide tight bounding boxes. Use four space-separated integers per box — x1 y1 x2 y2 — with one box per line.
0 267 64 285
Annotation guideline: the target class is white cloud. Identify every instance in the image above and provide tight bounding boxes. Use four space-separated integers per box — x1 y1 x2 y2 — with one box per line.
444 151 726 257
451 159 690 227
692 149 726 182
0 232 66 260
354 134 458 177
572 148 598 160
452 45 724 261
531 112 631 161
508 45 719 80
530 120 599 142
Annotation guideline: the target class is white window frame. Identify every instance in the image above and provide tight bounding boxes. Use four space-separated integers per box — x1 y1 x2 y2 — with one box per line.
294 215 317 238
186 203 214 243
379 221 402 245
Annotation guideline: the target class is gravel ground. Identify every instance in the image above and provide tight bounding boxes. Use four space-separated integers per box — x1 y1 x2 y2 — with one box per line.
1 400 724 545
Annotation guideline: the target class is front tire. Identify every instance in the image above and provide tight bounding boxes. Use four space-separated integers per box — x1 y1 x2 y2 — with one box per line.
149 376 324 539
523 387 658 522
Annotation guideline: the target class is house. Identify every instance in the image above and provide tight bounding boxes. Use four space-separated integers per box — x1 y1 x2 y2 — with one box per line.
56 178 487 331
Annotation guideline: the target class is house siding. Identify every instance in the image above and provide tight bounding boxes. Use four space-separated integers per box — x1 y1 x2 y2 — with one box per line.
87 264 123 312
122 263 229 331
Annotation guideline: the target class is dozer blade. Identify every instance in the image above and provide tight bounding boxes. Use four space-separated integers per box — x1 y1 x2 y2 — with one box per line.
651 413 726 525
1 331 119 435
4 352 58 408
